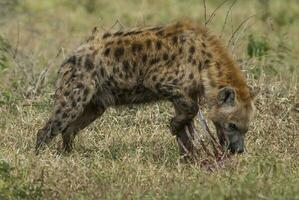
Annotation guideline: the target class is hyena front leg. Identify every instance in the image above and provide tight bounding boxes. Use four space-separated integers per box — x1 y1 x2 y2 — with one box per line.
171 96 199 157
61 102 105 152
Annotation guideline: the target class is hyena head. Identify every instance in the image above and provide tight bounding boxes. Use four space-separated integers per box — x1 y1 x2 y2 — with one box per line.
208 86 257 154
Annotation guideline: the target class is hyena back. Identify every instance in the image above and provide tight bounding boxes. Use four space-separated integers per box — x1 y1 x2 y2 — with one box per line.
36 20 256 155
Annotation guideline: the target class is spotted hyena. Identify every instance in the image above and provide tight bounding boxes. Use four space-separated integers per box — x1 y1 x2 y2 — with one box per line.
36 19 257 155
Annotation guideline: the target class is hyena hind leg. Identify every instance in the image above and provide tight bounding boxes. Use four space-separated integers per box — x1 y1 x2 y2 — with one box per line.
61 102 105 152
35 104 84 154
35 88 96 154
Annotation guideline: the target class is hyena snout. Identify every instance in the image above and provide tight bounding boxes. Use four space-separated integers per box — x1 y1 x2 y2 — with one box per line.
227 134 245 154
228 139 244 154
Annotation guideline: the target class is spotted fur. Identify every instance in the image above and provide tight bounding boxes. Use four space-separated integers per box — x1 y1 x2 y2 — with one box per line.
36 19 256 155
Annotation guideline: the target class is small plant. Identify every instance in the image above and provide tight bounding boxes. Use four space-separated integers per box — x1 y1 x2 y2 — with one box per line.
0 35 12 72
0 159 44 200
247 34 269 58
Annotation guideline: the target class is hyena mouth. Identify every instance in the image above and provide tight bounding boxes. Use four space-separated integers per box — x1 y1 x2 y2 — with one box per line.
178 110 232 170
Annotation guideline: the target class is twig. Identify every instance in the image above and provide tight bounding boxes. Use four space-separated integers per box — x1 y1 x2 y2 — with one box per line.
13 21 20 59
203 0 207 26
108 19 124 32
227 15 255 47
230 18 252 52
220 0 238 38
205 0 229 26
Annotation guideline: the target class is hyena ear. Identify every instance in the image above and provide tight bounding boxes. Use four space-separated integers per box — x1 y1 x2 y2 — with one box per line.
248 85 260 99
218 86 235 106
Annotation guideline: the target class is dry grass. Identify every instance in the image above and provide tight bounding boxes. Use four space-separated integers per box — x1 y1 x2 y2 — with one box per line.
0 0 298 199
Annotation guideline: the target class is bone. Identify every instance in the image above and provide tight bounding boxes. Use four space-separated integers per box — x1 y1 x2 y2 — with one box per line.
184 108 231 169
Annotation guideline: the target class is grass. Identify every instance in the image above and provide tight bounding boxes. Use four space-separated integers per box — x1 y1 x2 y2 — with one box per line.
0 0 298 199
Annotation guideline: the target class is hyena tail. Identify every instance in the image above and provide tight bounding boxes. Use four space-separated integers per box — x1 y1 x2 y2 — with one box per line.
35 55 97 154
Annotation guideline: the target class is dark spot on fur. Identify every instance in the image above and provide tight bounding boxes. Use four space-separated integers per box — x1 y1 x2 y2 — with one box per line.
155 82 161 90
114 31 123 36
105 41 113 47
152 75 157 81
172 36 178 44
132 42 143 53
142 54 147 64
149 58 160 65
61 101 66 107
64 91 70 96
55 109 61 114
188 56 192 63
206 52 212 58
189 73 194 80
85 56 94 71
67 56 77 65
163 53 169 61
172 79 179 85
71 114 77 119
189 46 195 54
202 42 206 48
179 35 186 43
124 30 142 36
72 101 77 107
146 39 152 48
77 83 84 89
171 54 176 61
204 59 210 66
201 50 206 55
156 40 162 50
103 33 111 39
62 113 68 119
114 47 125 60
179 47 183 54
123 60 130 72
100 67 105 77
55 121 62 127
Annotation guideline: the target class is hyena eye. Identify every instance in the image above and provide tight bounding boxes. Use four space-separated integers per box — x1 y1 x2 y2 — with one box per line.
226 123 238 131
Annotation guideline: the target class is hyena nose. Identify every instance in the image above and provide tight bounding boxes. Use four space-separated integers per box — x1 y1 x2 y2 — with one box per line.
229 143 244 154
236 147 244 154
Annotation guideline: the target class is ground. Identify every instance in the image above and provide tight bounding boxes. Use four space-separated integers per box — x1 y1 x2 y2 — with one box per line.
0 0 298 199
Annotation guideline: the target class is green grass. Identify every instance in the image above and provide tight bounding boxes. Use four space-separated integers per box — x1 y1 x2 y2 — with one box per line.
0 0 298 199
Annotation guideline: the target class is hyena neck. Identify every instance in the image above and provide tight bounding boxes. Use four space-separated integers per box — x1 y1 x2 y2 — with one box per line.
200 39 251 104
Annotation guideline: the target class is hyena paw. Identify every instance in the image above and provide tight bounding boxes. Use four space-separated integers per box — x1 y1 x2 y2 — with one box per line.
170 118 181 136
35 129 49 154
